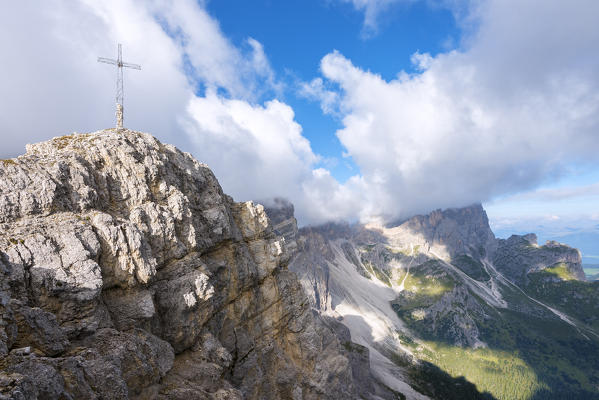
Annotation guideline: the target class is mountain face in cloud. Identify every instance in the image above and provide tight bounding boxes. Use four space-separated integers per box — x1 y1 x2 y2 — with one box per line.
2 0 599 227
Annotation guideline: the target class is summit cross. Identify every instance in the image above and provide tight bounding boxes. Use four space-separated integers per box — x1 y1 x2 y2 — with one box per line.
98 43 141 130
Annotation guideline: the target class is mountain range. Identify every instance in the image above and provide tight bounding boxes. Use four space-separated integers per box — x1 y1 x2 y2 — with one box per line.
267 200 599 399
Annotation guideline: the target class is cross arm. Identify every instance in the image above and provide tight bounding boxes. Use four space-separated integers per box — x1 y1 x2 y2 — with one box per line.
98 57 118 65
122 62 141 70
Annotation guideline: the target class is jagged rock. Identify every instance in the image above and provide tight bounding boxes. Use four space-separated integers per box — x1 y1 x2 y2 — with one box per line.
493 233 585 284
385 204 498 261
263 197 299 258
0 371 39 399
0 130 364 399
10 302 68 356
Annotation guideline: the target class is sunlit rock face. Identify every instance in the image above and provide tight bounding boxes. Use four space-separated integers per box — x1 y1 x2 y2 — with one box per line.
389 204 498 260
0 130 365 399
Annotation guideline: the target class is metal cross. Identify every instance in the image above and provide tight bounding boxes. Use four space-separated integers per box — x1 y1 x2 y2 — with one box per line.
98 44 141 129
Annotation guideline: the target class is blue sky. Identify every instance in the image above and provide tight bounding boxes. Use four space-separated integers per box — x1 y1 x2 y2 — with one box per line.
1 0 598 260
208 0 460 182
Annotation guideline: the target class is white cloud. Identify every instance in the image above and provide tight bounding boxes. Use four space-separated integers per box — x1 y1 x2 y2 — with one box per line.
150 0 281 100
298 78 340 115
339 0 412 36
338 0 484 38
181 91 318 208
308 0 599 222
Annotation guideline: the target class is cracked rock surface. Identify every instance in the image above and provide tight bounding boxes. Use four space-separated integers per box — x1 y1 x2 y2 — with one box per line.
0 130 362 399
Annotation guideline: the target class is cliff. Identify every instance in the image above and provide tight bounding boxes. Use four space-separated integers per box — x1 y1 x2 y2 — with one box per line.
0 130 367 399
492 233 584 284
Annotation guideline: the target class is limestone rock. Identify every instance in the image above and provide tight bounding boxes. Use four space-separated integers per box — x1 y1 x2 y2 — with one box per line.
263 197 299 258
493 233 585 284
10 302 68 356
0 130 364 399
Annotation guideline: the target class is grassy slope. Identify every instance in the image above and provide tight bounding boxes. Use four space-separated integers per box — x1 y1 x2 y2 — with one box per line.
403 339 545 400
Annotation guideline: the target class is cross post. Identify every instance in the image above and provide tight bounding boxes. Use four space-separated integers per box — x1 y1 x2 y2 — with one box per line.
98 44 141 130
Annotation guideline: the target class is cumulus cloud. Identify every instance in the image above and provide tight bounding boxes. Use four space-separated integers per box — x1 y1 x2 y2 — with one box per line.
307 0 599 222
151 0 281 100
181 91 317 204
298 78 340 115
179 91 370 224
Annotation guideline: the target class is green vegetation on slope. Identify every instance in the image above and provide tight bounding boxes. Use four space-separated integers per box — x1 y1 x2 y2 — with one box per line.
384 341 495 400
475 306 599 399
391 258 599 400
400 339 546 400
393 261 455 314
526 267 599 331
539 262 577 280
402 270 455 300
451 255 490 281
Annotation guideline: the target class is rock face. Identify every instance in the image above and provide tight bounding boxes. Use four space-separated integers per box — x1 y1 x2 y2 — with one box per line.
0 130 365 399
263 198 299 257
390 204 498 260
492 233 584 284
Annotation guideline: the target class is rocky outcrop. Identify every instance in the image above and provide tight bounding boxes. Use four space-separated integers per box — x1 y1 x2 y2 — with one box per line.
0 130 364 399
263 198 299 257
492 233 585 284
384 204 497 261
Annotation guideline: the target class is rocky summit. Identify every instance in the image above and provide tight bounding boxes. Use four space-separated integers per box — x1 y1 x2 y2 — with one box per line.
0 130 389 399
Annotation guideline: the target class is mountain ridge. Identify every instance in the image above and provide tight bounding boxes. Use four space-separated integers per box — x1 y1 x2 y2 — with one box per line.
267 202 598 399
